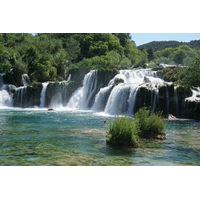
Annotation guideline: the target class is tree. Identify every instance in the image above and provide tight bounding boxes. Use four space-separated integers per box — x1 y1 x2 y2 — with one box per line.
104 51 121 66
173 49 187 65
179 57 200 89
81 33 124 58
23 46 39 76
64 37 80 61
119 56 132 69
147 46 155 61
53 48 68 77
112 33 131 47
134 49 148 67
0 45 12 73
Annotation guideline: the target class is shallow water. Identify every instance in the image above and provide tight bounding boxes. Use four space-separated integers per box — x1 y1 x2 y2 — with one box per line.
0 108 200 166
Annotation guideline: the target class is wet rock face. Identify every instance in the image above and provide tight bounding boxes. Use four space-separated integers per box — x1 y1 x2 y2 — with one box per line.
184 100 200 120
12 84 43 107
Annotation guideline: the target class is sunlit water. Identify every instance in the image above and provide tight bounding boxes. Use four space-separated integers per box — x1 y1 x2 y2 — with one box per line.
0 108 200 166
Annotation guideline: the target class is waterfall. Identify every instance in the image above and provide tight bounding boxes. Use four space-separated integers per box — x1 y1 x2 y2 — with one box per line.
0 89 13 107
174 86 179 117
40 82 49 108
67 70 99 110
0 75 13 107
185 87 200 102
108 69 162 85
1 68 188 118
66 74 71 82
20 87 25 107
127 85 139 115
166 85 169 115
151 85 159 112
22 74 31 86
49 92 63 108
104 83 131 115
66 68 171 115
13 87 27 107
95 69 165 115
91 86 113 112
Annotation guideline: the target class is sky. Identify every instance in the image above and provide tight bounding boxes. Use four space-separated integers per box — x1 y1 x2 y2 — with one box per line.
131 33 200 47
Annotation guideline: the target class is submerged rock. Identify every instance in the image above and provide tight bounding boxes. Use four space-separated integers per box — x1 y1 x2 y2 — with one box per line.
140 133 166 140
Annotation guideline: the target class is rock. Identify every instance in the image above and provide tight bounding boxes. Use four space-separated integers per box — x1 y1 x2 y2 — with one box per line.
140 133 166 140
48 108 54 111
143 76 151 83
154 133 166 140
168 114 178 120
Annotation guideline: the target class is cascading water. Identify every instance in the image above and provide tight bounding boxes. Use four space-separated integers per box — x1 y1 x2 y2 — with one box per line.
66 74 71 82
166 85 170 115
91 86 113 112
22 74 31 86
67 70 100 110
1 67 197 118
13 87 27 108
99 69 165 115
185 87 200 102
104 84 131 115
40 82 49 108
174 86 179 116
67 68 172 116
0 75 13 107
127 85 139 115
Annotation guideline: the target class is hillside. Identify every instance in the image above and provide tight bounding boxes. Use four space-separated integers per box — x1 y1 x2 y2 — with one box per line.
138 40 200 51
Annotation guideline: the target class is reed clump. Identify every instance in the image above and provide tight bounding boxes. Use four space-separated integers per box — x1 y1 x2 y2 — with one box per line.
106 107 166 147
135 107 166 139
106 117 139 147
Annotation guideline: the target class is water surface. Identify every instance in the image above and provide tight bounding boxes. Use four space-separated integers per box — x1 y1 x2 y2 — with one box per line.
0 109 199 166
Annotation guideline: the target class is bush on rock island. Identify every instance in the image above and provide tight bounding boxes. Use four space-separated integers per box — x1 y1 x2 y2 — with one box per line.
135 107 166 140
106 117 139 147
106 107 166 147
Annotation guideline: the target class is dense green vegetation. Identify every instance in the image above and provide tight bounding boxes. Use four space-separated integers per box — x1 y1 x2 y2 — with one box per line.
1 33 199 90
106 117 139 146
106 107 166 146
0 33 149 85
157 57 200 89
143 44 200 66
134 107 165 139
138 40 200 51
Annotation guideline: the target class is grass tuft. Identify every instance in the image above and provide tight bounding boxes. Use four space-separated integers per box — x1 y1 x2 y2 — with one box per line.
134 107 165 139
106 117 139 146
106 107 166 147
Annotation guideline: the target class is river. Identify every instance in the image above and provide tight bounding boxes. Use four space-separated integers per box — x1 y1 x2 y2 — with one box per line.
0 108 199 166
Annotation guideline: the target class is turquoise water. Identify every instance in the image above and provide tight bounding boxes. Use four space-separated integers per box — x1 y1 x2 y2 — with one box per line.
0 108 200 166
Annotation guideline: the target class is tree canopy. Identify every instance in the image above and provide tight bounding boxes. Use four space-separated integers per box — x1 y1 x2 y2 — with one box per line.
0 33 148 84
0 33 200 89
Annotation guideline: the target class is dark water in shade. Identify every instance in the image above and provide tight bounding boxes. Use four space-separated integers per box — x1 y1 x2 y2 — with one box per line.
0 108 200 166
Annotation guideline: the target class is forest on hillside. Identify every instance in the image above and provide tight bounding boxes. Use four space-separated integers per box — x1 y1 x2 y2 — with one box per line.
138 40 200 51
0 33 200 88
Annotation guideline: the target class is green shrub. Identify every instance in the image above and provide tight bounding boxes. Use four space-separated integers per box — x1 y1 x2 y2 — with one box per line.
106 117 139 146
106 107 166 146
32 82 42 88
135 107 165 139
147 61 157 68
